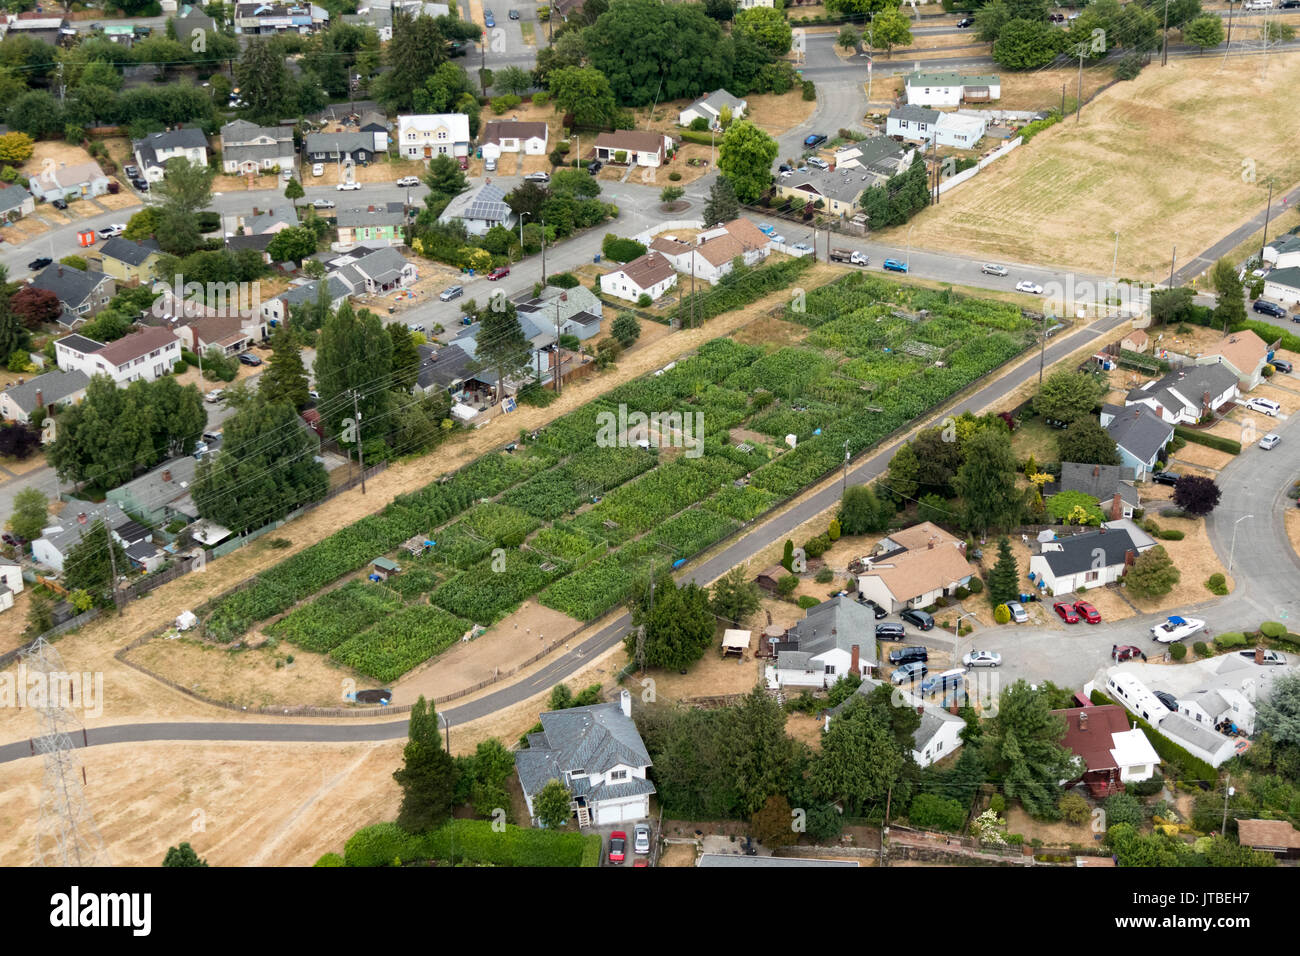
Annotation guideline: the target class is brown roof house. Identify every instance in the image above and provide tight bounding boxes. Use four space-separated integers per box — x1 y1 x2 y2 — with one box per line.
1237 819 1300 858
593 130 672 168
1051 705 1160 799
855 521 975 613
480 120 549 160
1195 328 1271 391
599 251 678 304
1120 328 1150 354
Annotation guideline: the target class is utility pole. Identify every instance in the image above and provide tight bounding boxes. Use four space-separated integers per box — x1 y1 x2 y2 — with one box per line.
841 439 850 494
553 298 563 395
1169 245 1177 290
1162 0 1171 66
1221 778 1234 833
1111 231 1119 284
1226 0 1236 46
540 218 547 284
1075 47 1085 123
1060 83 1065 117
104 518 119 613
350 389 366 494
1038 312 1048 387
1260 179 1275 262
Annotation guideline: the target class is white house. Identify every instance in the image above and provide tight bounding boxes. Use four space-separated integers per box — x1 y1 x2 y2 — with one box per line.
1263 266 1300 307
516 285 605 342
26 161 112 203
678 89 748 130
259 276 351 325
31 500 149 575
649 219 770 286
827 678 964 768
886 105 940 143
54 327 182 386
479 119 549 161
1263 235 1300 270
219 120 296 175
936 111 987 149
1124 363 1240 425
1053 705 1159 797
904 70 1000 107
514 690 655 827
0 562 23 614
599 251 678 303
1152 712 1240 768
1029 525 1154 595
593 130 672 168
436 182 515 237
0 368 89 426
856 521 975 613
764 596 880 691
396 113 471 162
133 127 210 183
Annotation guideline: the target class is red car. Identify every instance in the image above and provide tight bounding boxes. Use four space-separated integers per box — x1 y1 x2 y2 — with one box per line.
1053 601 1079 624
486 266 510 280
608 831 627 863
633 858 649 867
1073 600 1101 624
1112 644 1146 663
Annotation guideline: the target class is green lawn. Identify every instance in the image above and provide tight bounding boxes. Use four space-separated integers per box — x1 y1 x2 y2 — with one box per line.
1011 416 1063 468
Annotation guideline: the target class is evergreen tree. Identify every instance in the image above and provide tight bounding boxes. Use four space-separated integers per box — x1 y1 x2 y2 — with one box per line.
710 564 761 625
988 536 1020 605
988 680 1076 819
1211 256 1246 332
884 441 920 503
387 322 421 391
955 427 1023 535
626 571 715 671
703 175 740 226
236 37 298 122
393 696 458 833
162 843 208 867
260 324 311 411
374 10 447 111
473 299 532 403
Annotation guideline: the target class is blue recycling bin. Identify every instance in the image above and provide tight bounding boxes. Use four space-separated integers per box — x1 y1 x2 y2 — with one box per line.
594 254 602 263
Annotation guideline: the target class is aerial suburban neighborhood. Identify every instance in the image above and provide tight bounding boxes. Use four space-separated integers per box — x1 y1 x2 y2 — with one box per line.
0 0 1297 921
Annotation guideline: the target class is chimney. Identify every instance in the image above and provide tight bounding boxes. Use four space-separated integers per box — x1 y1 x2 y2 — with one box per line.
368 205 375 212
619 688 631 718
1078 711 1088 731
1110 493 1123 521
1255 645 1265 665
927 540 934 550
34 389 41 408
1093 464 1100 478
163 469 172 482
948 700 960 715
916 704 924 716
1124 549 1137 568
850 644 860 677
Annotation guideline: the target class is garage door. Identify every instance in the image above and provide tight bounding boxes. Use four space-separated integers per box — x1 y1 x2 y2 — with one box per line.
595 798 644 826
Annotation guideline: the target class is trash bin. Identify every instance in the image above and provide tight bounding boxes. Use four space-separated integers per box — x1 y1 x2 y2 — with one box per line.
594 254 601 263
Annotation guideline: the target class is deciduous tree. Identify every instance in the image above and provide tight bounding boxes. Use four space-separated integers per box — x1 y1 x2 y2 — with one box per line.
1124 544 1179 599
1172 474 1221 517
718 120 778 204
1034 368 1105 423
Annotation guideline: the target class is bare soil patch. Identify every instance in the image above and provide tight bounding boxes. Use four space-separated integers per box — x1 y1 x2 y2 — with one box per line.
1004 803 1100 847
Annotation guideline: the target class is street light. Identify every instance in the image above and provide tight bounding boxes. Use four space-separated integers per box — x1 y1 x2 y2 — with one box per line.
519 209 531 248
905 224 914 271
1228 514 1254 576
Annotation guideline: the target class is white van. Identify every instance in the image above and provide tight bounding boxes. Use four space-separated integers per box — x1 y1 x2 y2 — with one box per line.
1244 0 1272 9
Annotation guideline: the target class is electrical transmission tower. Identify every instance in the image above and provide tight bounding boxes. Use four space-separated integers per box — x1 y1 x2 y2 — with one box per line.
22 637 110 867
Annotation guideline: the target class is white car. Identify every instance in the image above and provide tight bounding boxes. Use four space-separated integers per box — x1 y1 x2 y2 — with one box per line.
97 223 126 239
1005 600 1028 623
1260 433 1281 450
1150 615 1206 643
1240 648 1287 665
396 176 420 187
962 650 1002 668
312 163 325 177
337 181 362 191
779 168 793 179
1244 397 1281 416
792 242 813 253
311 198 336 210
205 389 224 403
770 234 787 245
1016 280 1044 294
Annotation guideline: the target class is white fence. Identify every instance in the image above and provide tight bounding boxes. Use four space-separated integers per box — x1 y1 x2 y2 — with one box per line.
633 220 703 245
937 136 1022 196
770 241 812 258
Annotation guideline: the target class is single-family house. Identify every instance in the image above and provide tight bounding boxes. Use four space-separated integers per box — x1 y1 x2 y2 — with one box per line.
1052 705 1159 798
827 677 964 768
30 263 116 318
26 161 112 203
31 500 148 575
1262 234 1300 270
1120 328 1150 354
689 218 772 281
133 127 210 183
304 131 374 165
1099 404 1175 479
179 313 268 356
0 182 35 220
172 10 221 45
55 326 182 386
230 202 298 237
1029 525 1153 595
335 202 406 248
480 120 549 161
0 368 88 426
935 111 987 149
414 342 474 398
1263 265 1300 306
1154 712 1240 767
1237 820 1300 859
260 276 351 325
225 233 278 260
233 1 329 34
331 246 417 294
1056 462 1140 520
886 105 940 143
593 130 672 168
220 120 296 175
106 455 200 526
1177 685 1256 736
677 89 747 131
0 561 23 613
1195 328 1271 391
764 595 880 690
1124 363 1240 425
855 521 974 613
437 182 514 236
358 111 390 153
778 139 912 218
396 113 471 162
904 70 1001 107
515 689 655 827
517 284 605 341
96 238 165 284
599 251 678 304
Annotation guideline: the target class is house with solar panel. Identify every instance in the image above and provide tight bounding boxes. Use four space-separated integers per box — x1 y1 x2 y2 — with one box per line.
514 689 655 827
437 182 515 237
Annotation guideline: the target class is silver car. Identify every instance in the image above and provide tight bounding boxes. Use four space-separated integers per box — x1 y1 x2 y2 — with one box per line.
633 823 650 854
981 263 1009 277
962 650 1002 668
1005 600 1028 623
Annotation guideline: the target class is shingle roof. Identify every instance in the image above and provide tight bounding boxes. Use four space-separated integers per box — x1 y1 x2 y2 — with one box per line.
1238 819 1300 850
1037 527 1140 576
416 342 474 391
40 161 106 189
513 700 654 802
1058 462 1139 506
615 252 676 290
305 131 373 155
336 201 405 228
1267 265 1300 290
351 246 409 281
0 183 32 213
99 237 161 267
1129 364 1239 414
787 595 880 666
595 130 667 155
1203 329 1268 377
890 105 941 125
480 119 548 145
31 263 111 309
35 500 131 558
1156 711 1233 756
1102 403 1174 462
859 524 973 605
92 326 179 367
2 368 88 415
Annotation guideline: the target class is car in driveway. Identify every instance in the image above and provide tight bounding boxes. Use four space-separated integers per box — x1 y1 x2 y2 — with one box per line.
509 8 520 18
312 163 325 177
1150 470 1179 486
882 258 908 273
1150 615 1205 642
888 645 929 665
857 597 888 619
770 233 787 245
205 389 225 403
337 180 361 191
890 661 928 685
524 171 550 184
311 198 336 210
1073 600 1101 624
633 823 651 854
51 198 68 210
1240 648 1288 665
1271 358 1293 374
779 168 793 179
439 285 464 301
124 164 140 180
1005 601 1028 623
1244 397 1281 416
396 176 421 187
876 622 906 641
237 352 262 367
97 223 126 239
1053 600 1080 624
806 157 829 170
486 266 510 280
962 649 1002 668
1253 299 1287 319
1259 432 1282 450
981 263 1009 276
588 160 602 175
803 133 827 148
1154 690 1179 711
28 257 52 271
1112 644 1146 663
1016 280 1044 294
608 831 626 863
901 608 934 630
921 668 967 697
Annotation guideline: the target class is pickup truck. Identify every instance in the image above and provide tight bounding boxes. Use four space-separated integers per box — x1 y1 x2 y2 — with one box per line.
830 248 868 266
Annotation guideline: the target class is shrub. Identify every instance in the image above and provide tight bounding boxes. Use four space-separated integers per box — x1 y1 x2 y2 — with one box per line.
313 852 345 867
801 80 816 101
636 293 652 307
601 234 647 262
989 794 1006 814
803 534 830 559
1170 642 1187 661
1059 792 1090 825
967 577 983 594
827 518 841 541
814 566 834 584
1214 632 1247 649
1260 621 1287 639
1102 792 1144 829
776 574 799 598
1192 641 1209 658
994 603 1010 624
343 823 427 867
908 793 968 832
1204 573 1228 596
1128 773 1165 797
668 172 682 181
1005 832 1024 845
1158 529 1184 541
796 594 820 609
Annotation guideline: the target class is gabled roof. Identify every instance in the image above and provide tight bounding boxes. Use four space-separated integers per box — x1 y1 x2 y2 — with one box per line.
31 263 111 308
134 126 208 155
1128 363 1239 413
92 326 180 367
416 342 474 391
1036 527 1140 576
480 119 548 145
221 119 292 147
396 113 471 142
683 88 746 116
594 130 668 155
860 522 973 603
1051 705 1155 775
109 454 198 513
274 276 351 307
1267 265 1300 290
1238 819 1300 850
1 368 89 415
1202 329 1268 376
831 676 961 753
613 252 676 290
304 131 373 154
350 246 410 281
905 70 999 88
38 161 106 190
99 237 161 267
513 700 655 802
1102 403 1174 462
35 499 131 558
0 183 32 213
440 183 511 224
786 595 880 666
1058 462 1139 506
890 105 941 125
336 201 406 228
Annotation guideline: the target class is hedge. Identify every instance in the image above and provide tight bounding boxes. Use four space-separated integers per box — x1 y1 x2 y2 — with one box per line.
343 822 428 867
1260 621 1287 639
1173 426 1241 455
1213 632 1246 649
1158 529 1185 541
677 128 716 146
424 819 596 867
1090 689 1218 784
1231 318 1300 354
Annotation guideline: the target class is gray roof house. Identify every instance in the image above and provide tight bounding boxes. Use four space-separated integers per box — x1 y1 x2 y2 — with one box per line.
1056 462 1140 520
0 369 89 425
0 182 35 219
133 127 210 183
259 275 351 324
220 120 296 175
828 677 965 768
514 690 654 827
765 595 880 690
1029 525 1154 596
1099 403 1175 479
30 500 147 575
1125 363 1240 426
886 105 942 143
677 88 748 130
232 202 298 236
106 455 200 526
437 183 515 237
414 342 474 396
517 285 606 341
304 131 374 164
330 246 417 294
29 263 116 318
26 160 112 202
